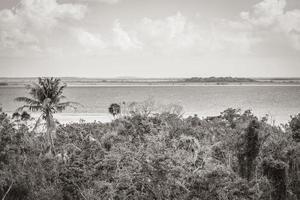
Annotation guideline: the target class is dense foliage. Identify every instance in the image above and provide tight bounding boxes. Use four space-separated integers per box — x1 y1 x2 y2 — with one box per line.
0 104 299 199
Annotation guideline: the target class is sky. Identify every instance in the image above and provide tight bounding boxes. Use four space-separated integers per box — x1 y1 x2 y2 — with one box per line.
0 0 300 78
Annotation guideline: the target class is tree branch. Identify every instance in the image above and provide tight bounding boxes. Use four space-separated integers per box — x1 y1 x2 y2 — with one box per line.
1 182 13 200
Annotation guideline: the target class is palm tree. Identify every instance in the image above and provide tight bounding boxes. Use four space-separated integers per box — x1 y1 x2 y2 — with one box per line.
108 103 121 118
15 77 78 154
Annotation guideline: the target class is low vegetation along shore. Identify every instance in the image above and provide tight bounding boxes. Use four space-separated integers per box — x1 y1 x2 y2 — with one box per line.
0 78 300 200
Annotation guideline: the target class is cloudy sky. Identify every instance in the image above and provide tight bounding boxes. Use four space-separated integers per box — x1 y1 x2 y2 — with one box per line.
0 0 300 77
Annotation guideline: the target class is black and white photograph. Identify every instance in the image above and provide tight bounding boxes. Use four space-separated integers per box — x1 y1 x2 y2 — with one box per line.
0 0 300 199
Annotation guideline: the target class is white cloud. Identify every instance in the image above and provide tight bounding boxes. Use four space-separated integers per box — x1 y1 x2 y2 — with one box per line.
139 12 202 48
76 30 105 48
278 10 300 49
77 0 120 4
110 1 300 54
0 0 87 56
134 12 211 55
74 29 106 54
241 0 286 26
240 0 300 50
113 20 142 51
1 0 299 58
209 20 258 54
95 0 120 4
128 0 300 55
134 12 257 55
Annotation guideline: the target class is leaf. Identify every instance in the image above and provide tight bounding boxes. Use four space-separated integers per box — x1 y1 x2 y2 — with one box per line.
15 97 40 105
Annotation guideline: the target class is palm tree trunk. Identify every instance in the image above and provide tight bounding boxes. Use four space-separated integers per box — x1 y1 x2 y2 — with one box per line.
46 114 56 155
31 115 42 134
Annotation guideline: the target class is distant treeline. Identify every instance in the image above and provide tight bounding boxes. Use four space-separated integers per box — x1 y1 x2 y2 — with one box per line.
0 82 8 86
184 77 256 82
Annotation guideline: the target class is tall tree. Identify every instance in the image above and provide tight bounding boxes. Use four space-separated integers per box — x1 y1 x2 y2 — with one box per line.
15 77 78 154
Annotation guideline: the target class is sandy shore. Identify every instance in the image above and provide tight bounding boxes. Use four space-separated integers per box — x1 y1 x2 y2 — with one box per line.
54 113 113 124
6 111 288 126
7 112 113 124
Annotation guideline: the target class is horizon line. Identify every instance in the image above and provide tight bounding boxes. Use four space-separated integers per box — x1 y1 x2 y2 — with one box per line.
1 76 300 79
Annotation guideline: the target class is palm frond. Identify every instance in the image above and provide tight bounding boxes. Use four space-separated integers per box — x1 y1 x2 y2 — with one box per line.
59 101 82 107
27 82 47 101
28 105 43 112
59 95 66 100
15 97 40 105
53 84 67 101
16 105 27 112
55 101 82 112
16 105 42 112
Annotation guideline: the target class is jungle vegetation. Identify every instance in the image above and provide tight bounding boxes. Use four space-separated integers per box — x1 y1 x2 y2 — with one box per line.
0 78 299 200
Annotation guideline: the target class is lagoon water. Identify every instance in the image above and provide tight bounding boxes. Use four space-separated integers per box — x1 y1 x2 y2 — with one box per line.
1 85 300 124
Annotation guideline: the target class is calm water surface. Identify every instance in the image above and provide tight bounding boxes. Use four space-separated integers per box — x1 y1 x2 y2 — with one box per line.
0 85 300 123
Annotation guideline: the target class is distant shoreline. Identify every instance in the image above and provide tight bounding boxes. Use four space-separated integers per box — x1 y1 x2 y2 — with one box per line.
66 78 300 87
1 82 300 88
1 77 300 87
